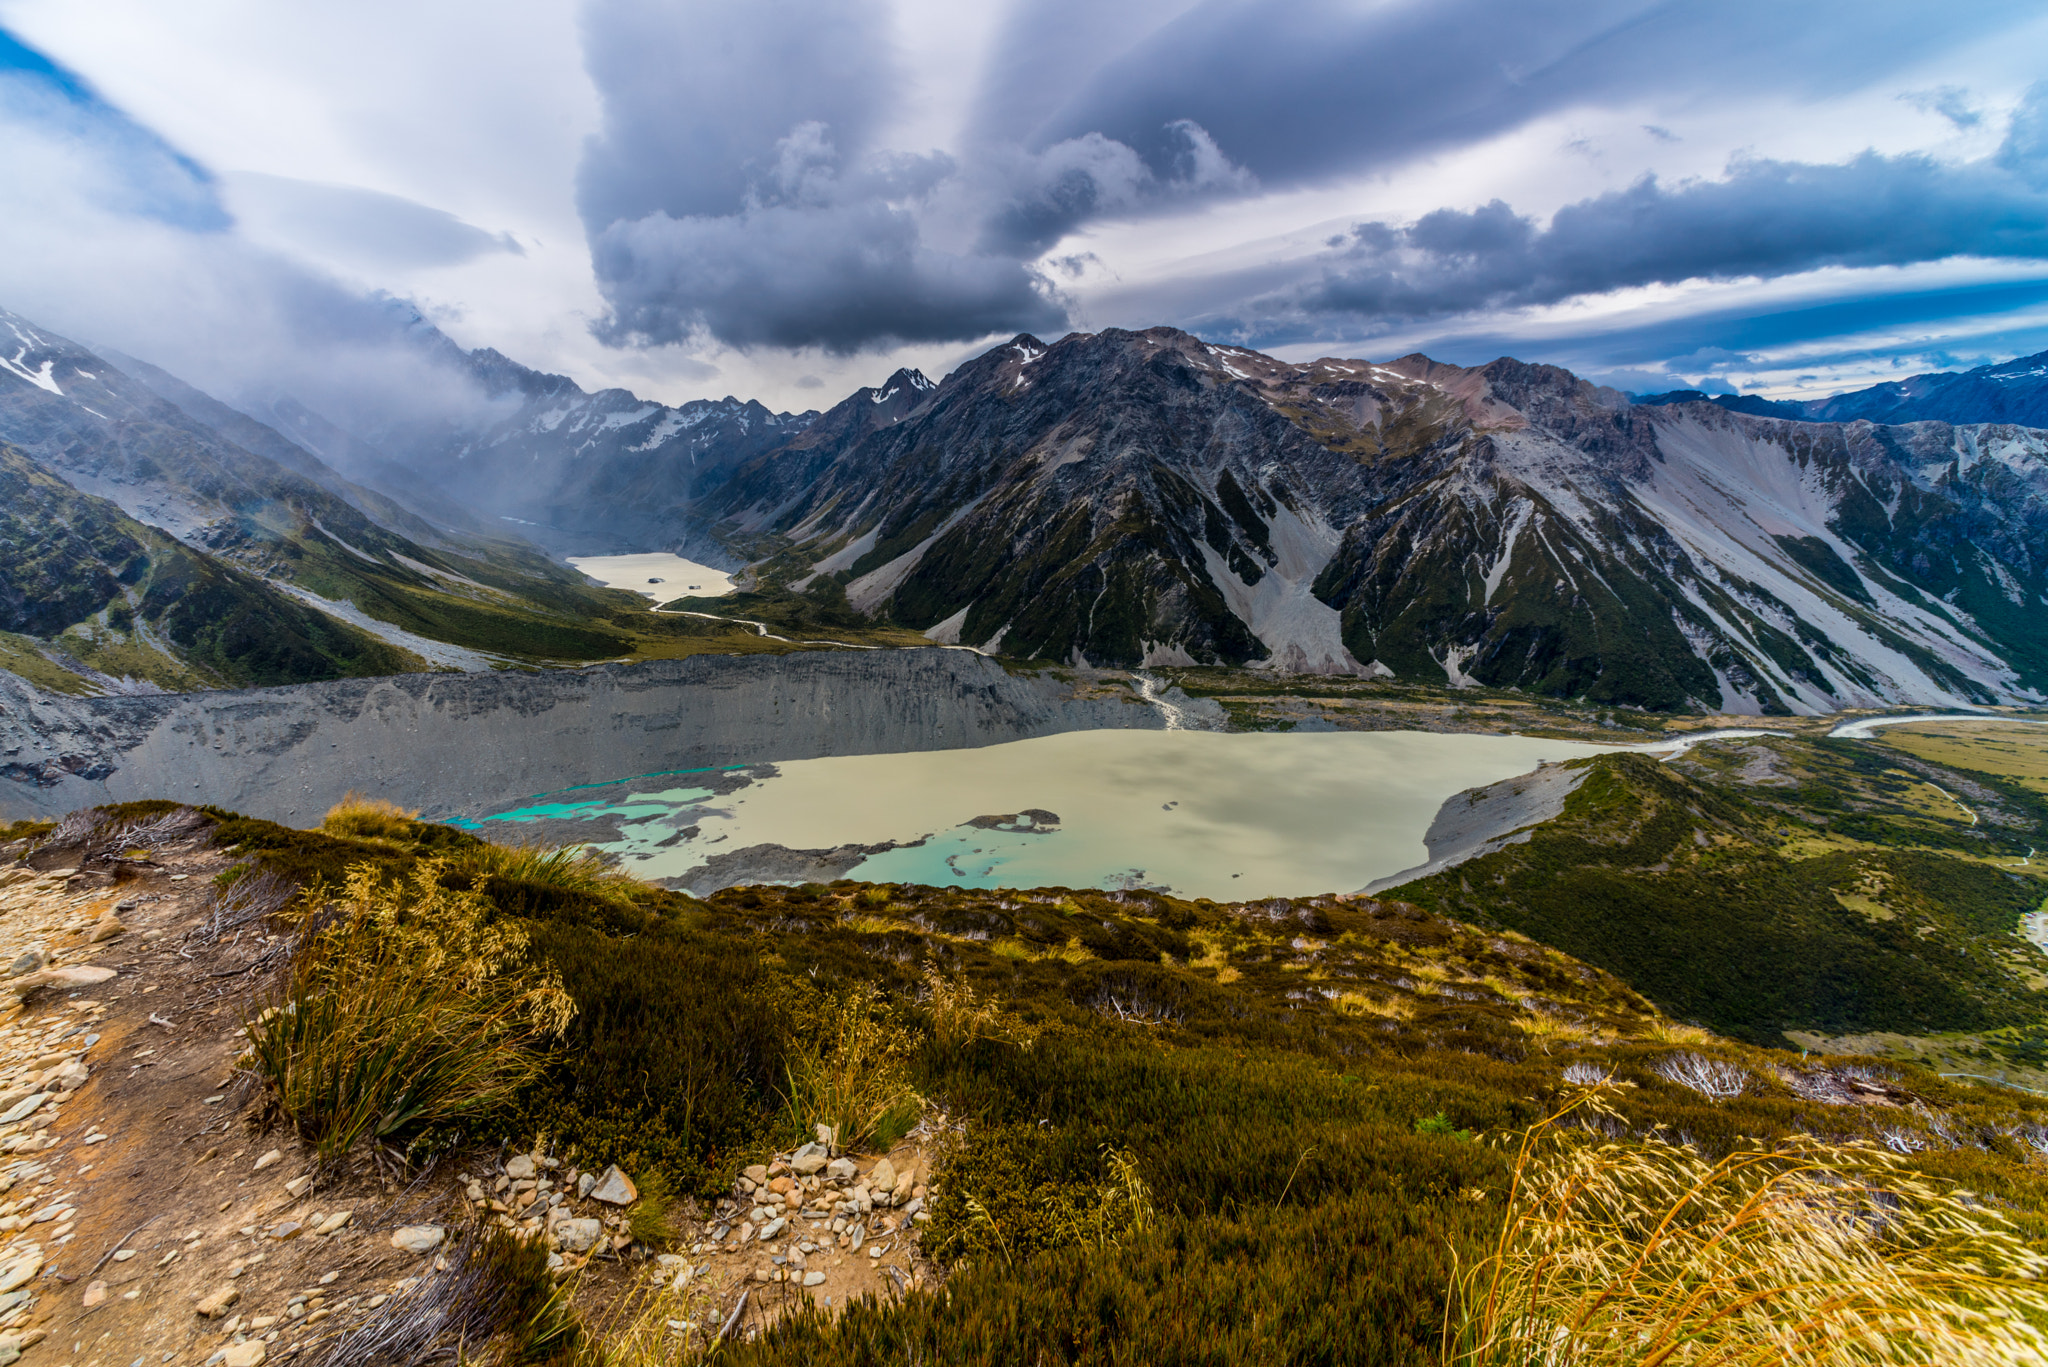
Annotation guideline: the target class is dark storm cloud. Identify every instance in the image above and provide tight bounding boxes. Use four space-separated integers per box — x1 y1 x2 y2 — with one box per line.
995 0 2039 189
574 0 2048 357
1236 86 2048 333
588 123 1066 352
574 0 895 229
577 0 1250 352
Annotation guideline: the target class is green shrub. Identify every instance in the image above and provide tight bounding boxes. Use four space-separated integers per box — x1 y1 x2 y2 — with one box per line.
1416 1112 1474 1141
506 919 788 1196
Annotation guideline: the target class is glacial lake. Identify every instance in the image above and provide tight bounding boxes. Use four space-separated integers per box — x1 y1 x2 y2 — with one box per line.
567 552 734 599
455 728 1634 900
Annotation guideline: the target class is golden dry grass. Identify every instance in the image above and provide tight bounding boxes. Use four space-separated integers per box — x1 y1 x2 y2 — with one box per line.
321 791 420 841
1448 1090 2048 1366
244 858 575 1158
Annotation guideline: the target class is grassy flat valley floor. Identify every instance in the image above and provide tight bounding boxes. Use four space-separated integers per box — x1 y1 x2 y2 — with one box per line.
1872 718 2048 798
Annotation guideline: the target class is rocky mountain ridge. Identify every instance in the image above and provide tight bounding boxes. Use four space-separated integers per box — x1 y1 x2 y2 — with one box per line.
702 327 2048 714
8 298 2048 714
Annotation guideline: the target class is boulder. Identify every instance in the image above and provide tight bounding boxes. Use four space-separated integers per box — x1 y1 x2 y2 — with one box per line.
825 1157 857 1180
869 1157 897 1194
0 1095 45 1126
589 1165 638 1205
0 1253 38 1294
38 1061 87 1093
6 965 114 1003
789 1143 828 1176
552 1218 602 1253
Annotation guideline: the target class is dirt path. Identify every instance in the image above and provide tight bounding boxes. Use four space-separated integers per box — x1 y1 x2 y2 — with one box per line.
0 816 944 1362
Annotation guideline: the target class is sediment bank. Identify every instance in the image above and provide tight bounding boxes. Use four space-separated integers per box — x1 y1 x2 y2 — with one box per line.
0 650 1165 824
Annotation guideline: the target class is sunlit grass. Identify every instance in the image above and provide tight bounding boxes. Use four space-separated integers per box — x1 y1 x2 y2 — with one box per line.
1448 1090 2048 1366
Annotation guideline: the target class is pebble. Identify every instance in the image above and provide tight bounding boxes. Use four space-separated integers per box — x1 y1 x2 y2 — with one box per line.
196 1285 240 1317
391 1225 445 1253
505 1154 537 1180
253 1149 282 1172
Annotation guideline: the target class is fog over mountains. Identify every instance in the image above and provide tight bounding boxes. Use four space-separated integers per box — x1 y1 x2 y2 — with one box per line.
3 304 2045 715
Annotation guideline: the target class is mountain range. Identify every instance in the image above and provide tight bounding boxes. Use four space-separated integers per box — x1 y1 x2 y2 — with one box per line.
2 307 2045 714
1638 348 2048 427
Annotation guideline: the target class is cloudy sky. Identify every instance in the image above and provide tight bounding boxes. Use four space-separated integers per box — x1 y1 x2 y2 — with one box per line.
3 0 2048 415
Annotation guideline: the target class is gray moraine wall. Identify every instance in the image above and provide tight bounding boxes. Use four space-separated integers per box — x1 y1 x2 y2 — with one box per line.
0 650 1168 825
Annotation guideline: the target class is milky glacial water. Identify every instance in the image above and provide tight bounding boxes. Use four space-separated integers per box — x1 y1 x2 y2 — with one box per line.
460 728 1631 900
567 552 733 599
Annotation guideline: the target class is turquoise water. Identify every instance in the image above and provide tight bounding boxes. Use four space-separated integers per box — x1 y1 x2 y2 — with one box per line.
450 729 1634 899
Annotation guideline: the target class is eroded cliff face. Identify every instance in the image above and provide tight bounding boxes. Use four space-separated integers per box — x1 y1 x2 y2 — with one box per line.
0 650 1165 824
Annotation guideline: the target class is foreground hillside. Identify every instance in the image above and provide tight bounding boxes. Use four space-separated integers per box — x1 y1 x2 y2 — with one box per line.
0 790 2043 1363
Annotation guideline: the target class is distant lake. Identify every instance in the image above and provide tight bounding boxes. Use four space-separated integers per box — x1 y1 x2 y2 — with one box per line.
568 552 734 599
459 728 1631 899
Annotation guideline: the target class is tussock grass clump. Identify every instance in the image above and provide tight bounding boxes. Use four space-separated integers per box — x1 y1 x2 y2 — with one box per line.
303 1222 577 1365
626 1168 680 1249
321 792 420 841
245 857 575 1158
781 980 922 1150
921 964 1032 1051
449 839 640 919
1449 1093 2048 1366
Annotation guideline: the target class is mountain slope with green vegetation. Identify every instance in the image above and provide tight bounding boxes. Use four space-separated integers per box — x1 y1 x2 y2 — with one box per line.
1395 732 2048 1069
0 443 421 689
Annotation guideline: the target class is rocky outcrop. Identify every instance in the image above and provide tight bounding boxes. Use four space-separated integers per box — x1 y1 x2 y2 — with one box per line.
0 650 1162 823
